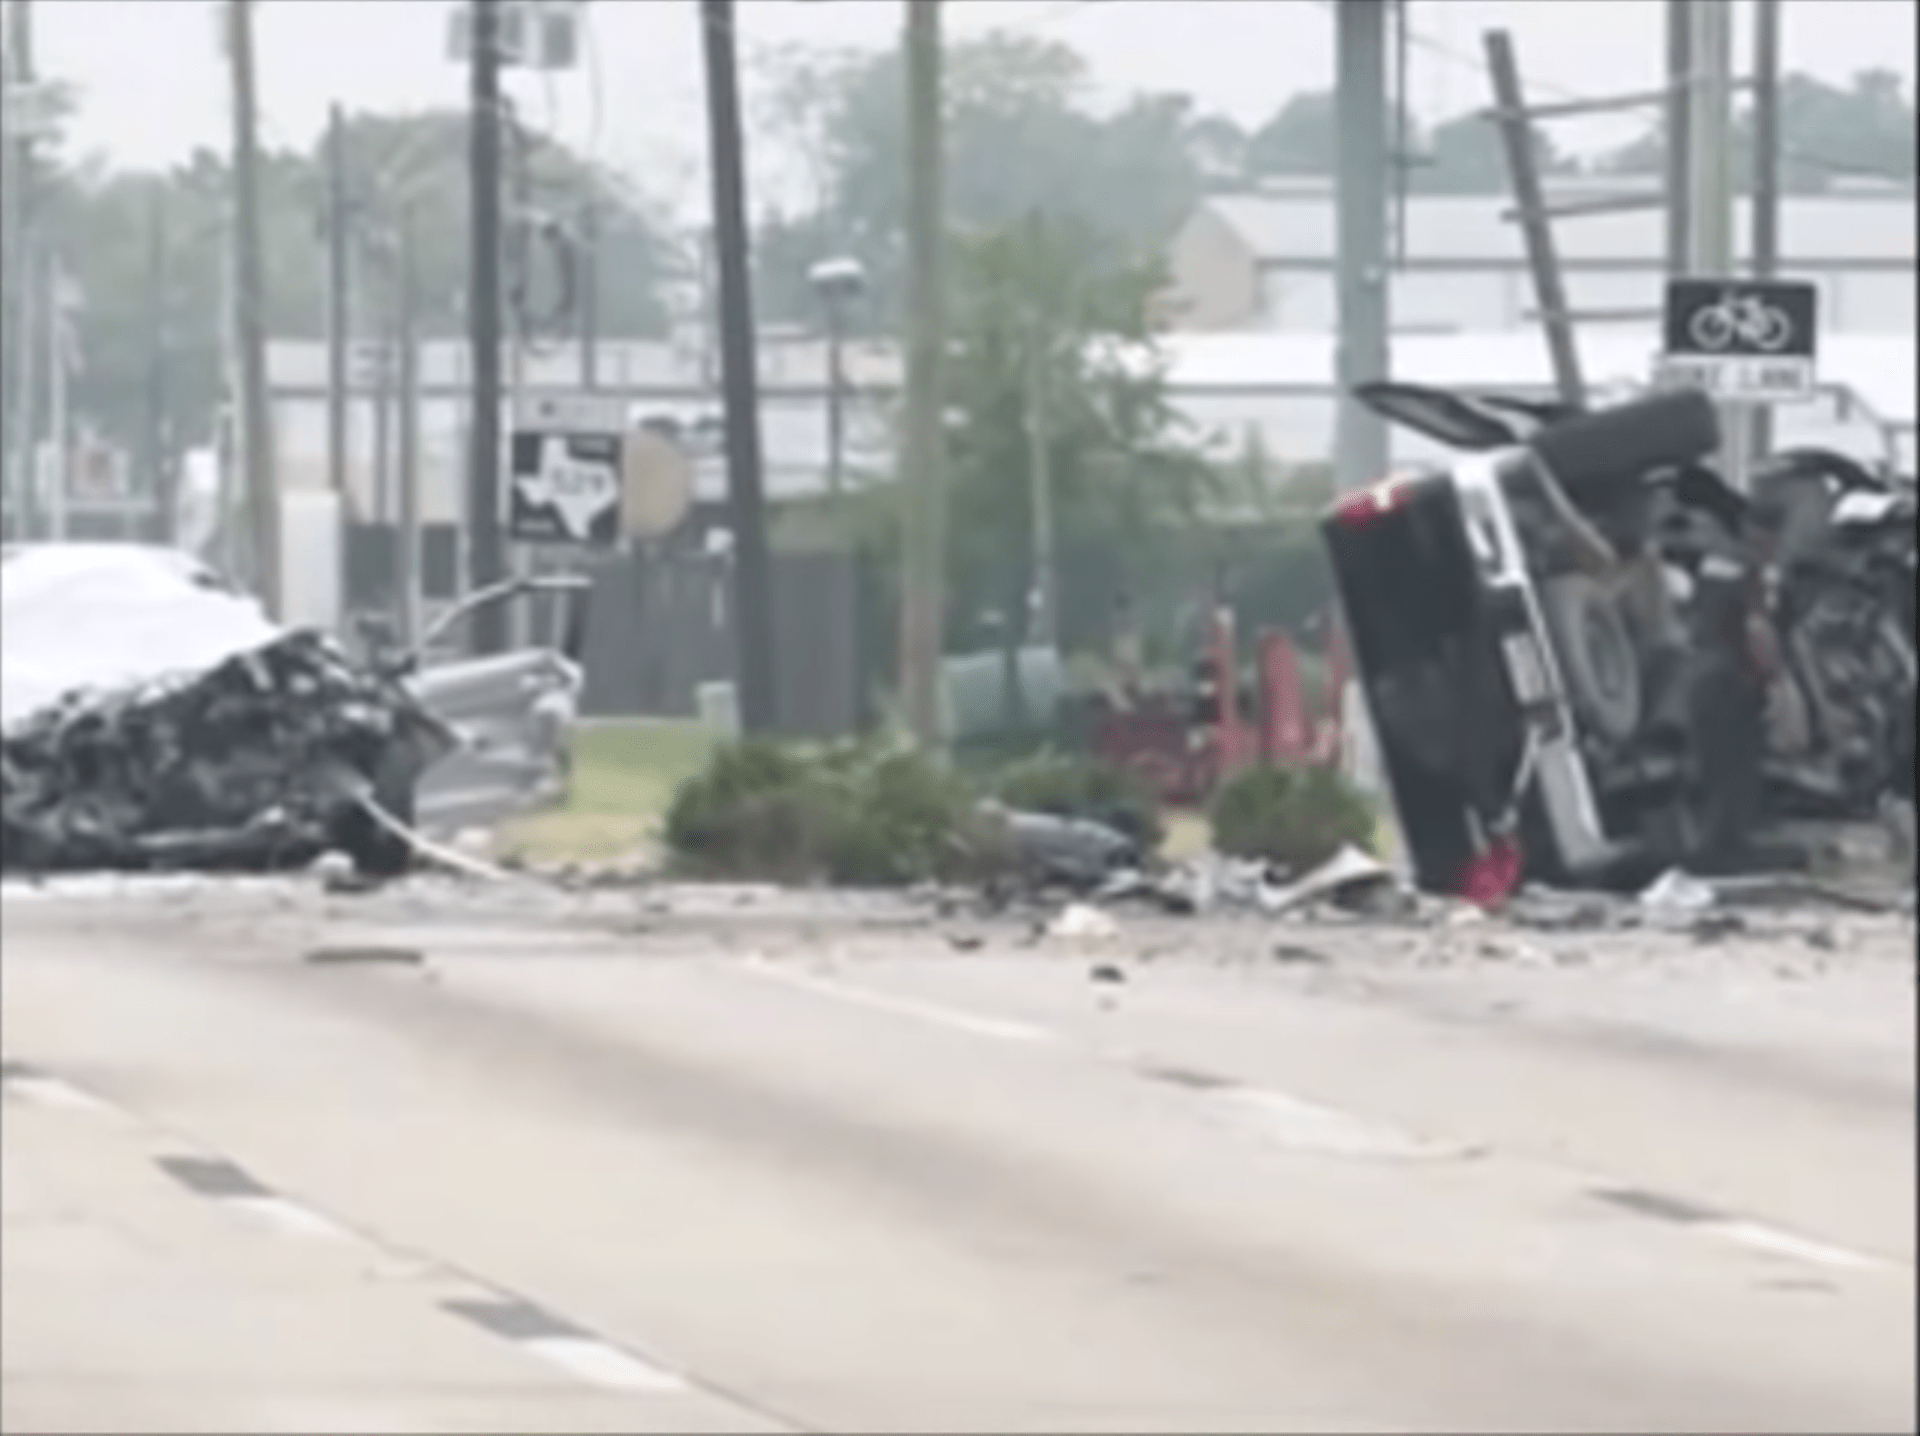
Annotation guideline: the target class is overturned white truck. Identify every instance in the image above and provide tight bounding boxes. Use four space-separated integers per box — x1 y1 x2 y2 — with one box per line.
1321 384 1915 902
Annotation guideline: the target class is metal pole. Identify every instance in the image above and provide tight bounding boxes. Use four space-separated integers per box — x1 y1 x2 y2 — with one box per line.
825 299 845 496
579 190 600 390
466 0 508 654
1334 0 1392 492
1024 304 1055 650
700 0 779 733
1687 0 1742 484
5 0 41 537
229 0 280 616
396 207 422 651
371 323 393 521
142 186 172 542
1664 0 1694 277
1485 31 1585 409
899 0 949 746
44 250 65 541
325 103 351 509
1749 0 1783 457
506 104 532 652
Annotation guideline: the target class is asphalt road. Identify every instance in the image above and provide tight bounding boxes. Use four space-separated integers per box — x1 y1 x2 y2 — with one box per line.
3 896 1913 1434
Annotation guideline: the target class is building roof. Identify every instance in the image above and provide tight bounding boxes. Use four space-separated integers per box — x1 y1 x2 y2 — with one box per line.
1202 184 1918 267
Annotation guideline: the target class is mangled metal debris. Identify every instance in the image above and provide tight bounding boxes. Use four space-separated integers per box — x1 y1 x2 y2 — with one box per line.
2 630 453 878
1 545 588 881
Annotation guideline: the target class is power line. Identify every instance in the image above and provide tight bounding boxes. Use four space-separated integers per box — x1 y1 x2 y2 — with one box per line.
1304 0 1913 185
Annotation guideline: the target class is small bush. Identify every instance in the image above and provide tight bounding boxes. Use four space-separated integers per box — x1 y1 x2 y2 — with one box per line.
665 739 997 886
992 752 1164 850
1209 763 1374 874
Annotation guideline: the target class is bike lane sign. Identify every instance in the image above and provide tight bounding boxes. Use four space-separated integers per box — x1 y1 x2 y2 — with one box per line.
1655 279 1818 404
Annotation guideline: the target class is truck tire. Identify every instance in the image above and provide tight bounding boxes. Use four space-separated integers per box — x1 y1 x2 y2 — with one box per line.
1530 388 1721 505
1539 573 1643 746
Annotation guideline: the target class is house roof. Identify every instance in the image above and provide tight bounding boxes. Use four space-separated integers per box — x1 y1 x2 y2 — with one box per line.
1202 184 1918 267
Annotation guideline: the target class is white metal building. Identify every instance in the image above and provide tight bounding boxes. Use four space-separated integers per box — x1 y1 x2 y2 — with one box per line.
1166 178 1918 336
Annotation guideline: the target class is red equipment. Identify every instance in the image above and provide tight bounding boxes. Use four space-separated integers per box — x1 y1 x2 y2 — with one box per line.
1094 606 1346 806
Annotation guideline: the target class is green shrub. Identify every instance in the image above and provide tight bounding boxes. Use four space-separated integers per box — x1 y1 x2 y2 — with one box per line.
664 739 998 887
992 752 1164 850
1209 763 1374 874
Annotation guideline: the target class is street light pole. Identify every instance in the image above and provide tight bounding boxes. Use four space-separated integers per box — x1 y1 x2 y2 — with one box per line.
227 0 281 614
466 0 508 653
700 0 779 734
808 255 864 500
4 0 43 538
899 0 949 749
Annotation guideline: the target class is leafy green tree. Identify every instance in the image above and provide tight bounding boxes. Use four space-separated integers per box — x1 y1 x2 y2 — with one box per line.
36 110 678 468
750 33 1220 330
937 217 1217 662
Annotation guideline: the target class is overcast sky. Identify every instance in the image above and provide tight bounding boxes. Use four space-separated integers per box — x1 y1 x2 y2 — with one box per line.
27 0 1920 217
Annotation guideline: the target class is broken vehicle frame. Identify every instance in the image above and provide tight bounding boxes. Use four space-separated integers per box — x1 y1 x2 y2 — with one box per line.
1321 380 1915 901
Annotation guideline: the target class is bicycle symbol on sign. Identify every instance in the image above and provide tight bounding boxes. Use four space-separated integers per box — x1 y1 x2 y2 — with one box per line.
1686 289 1795 353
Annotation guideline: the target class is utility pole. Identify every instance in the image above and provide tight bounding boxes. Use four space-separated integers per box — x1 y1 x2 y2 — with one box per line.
899 0 949 747
4 0 41 537
44 249 66 541
395 206 422 650
324 102 351 509
1749 0 1783 457
504 101 533 653
1485 31 1587 408
227 0 280 615
141 185 172 542
1664 0 1694 276
370 308 394 520
578 189 600 390
1025 331 1056 649
1686 0 1742 484
1023 217 1056 651
466 0 508 654
1333 0 1391 494
700 0 778 733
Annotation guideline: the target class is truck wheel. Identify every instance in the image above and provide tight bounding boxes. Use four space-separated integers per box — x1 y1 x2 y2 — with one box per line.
1540 573 1643 746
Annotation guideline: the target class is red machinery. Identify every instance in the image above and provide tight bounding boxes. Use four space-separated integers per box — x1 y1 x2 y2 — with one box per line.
1093 607 1347 806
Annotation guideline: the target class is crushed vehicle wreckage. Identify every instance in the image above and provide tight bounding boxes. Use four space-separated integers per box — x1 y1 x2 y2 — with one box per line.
1321 382 1916 904
1 544 585 879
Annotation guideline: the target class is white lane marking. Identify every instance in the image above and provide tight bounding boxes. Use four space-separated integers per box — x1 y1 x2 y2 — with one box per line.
1205 1088 1475 1162
225 1194 355 1242
2 1073 114 1113
1708 1219 1891 1272
741 957 1058 1045
522 1335 688 1392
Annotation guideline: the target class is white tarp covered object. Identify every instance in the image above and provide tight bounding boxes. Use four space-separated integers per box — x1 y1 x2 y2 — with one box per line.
1 543 281 730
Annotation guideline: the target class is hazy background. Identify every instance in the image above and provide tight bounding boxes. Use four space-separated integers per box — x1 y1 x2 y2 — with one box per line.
35 0 1920 215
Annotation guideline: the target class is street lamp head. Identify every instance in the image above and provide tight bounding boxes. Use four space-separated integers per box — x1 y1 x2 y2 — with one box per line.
807 255 866 301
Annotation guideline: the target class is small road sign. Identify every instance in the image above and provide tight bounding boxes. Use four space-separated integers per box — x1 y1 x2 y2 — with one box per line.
508 392 627 546
1654 278 1819 404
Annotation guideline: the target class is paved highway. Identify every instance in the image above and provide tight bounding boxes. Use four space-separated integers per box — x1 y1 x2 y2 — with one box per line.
3 897 1912 1433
